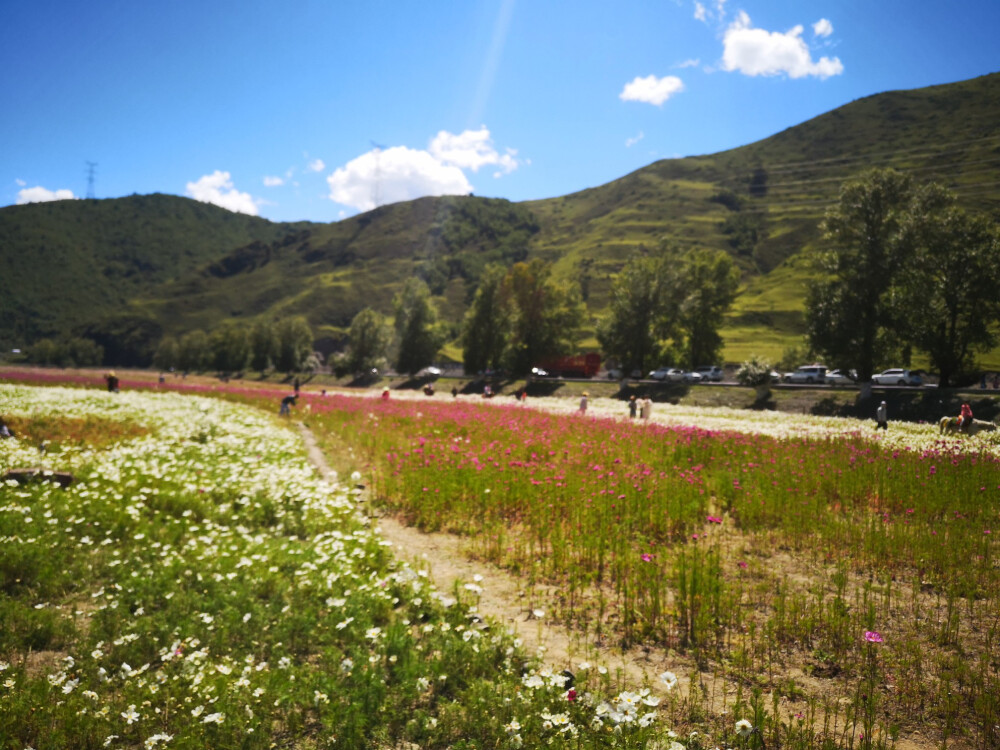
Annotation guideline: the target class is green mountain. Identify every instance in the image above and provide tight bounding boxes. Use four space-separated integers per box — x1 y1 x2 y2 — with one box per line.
3 71 999 365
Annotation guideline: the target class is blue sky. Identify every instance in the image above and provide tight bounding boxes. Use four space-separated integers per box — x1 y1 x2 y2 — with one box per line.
3 0 999 223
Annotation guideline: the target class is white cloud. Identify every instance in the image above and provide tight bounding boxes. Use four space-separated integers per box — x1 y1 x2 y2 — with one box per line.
263 175 284 187
722 11 843 79
307 159 325 172
675 58 701 69
619 75 685 106
626 131 645 148
327 146 472 212
695 0 725 23
16 186 76 204
694 2 706 22
813 18 833 38
15 178 26 187
185 171 259 215
429 127 521 174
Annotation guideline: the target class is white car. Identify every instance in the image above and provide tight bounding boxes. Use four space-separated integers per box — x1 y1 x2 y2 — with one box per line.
825 369 857 385
695 365 724 382
783 365 827 384
872 368 922 386
649 368 701 383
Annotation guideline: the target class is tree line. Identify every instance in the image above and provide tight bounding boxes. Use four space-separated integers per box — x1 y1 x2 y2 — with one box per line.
806 167 1000 388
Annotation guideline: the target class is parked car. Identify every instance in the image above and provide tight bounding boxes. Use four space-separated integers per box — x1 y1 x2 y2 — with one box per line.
695 365 724 382
825 369 857 385
649 367 701 383
416 366 442 379
530 367 551 378
783 365 827 384
872 368 922 386
683 371 703 383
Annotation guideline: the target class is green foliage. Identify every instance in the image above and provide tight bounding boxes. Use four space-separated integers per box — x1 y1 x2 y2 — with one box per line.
249 320 278 373
900 207 1000 387
503 260 585 376
345 307 392 375
177 329 210 372
393 278 446 375
460 264 511 374
808 168 922 380
209 324 250 373
678 248 741 369
597 254 672 374
152 335 179 371
273 316 314 373
78 313 162 367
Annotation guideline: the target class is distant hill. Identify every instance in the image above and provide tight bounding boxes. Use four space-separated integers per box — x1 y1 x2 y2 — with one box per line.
2 71 999 365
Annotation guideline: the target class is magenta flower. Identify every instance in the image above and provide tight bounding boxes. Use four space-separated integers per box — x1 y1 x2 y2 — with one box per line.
864 631 883 643
641 553 653 562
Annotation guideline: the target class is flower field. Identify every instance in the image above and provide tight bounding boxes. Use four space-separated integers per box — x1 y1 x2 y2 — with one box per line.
3 373 1000 748
2 384 701 749
298 390 1000 750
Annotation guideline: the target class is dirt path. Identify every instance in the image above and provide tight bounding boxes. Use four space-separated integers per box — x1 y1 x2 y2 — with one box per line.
297 423 672 687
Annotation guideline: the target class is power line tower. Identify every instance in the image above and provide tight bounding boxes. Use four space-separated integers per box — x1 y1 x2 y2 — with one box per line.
85 161 97 199
370 141 386 208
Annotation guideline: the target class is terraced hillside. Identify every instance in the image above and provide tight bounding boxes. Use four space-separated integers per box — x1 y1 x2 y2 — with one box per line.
2 71 998 364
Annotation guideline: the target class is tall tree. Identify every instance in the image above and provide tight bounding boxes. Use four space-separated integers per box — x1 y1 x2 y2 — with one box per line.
209 325 250 374
177 330 211 372
249 320 278 373
808 168 924 382
503 259 584 377
677 248 740 369
345 308 392 375
274 317 314 373
152 336 179 371
903 207 1000 387
597 254 673 375
461 264 512 375
393 278 445 375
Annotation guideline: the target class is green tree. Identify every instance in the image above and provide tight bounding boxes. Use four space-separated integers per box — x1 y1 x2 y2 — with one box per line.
274 317 314 373
152 336 179 371
808 168 929 382
345 307 392 376
177 330 211 372
29 338 58 366
677 248 740 369
903 207 1000 387
461 264 512 375
597 254 673 375
503 260 584 377
249 321 278 373
393 278 446 376
209 325 250 374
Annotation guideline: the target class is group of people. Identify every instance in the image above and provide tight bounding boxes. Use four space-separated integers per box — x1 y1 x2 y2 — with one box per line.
628 395 653 420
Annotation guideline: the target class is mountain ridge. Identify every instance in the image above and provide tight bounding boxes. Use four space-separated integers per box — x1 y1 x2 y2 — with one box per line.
3 71 999 364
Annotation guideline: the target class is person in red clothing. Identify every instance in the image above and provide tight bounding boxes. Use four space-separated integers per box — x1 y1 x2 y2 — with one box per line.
959 402 974 433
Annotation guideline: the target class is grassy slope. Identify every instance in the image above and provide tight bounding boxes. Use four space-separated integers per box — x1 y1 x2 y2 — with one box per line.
3 72 999 365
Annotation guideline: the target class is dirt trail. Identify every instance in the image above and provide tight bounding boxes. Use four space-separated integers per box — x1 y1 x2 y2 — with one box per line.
296 423 932 749
297 423 669 685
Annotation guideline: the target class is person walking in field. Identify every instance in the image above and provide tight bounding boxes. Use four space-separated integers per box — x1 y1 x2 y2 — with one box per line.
579 392 588 415
628 395 637 419
640 397 652 420
875 400 888 430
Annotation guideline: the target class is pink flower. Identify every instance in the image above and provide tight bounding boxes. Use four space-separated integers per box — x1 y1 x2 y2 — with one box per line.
864 631 883 643
641 553 653 562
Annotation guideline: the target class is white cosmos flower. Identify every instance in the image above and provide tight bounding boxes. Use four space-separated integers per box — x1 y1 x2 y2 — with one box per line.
735 718 754 737
660 671 678 690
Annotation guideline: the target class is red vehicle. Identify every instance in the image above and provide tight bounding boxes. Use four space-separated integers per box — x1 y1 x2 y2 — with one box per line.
540 353 602 378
